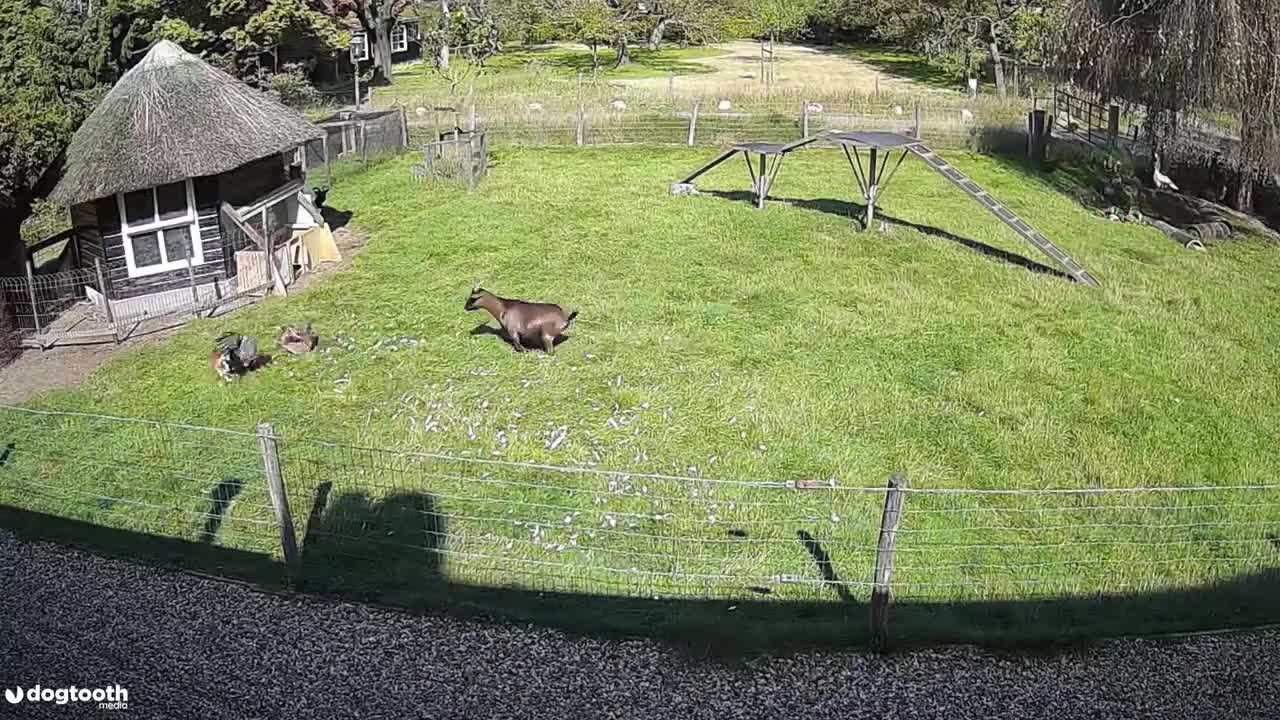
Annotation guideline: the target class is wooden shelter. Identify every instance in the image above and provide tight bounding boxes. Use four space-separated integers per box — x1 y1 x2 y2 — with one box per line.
49 41 328 306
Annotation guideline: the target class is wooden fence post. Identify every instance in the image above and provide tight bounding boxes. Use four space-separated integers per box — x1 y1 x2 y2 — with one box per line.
1107 104 1121 148
257 422 300 580
576 104 586 146
802 101 810 138
870 472 908 652
1028 109 1048 166
913 102 922 139
93 258 119 344
185 255 200 312
24 260 42 347
687 101 700 146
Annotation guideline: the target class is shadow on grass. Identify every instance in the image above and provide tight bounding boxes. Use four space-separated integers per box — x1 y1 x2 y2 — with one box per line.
828 44 958 90
199 477 244 544
705 190 1071 281
469 323 572 353
489 46 717 77
5 501 1280 658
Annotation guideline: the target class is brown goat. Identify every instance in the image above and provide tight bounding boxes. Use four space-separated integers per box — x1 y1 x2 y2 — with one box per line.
465 288 578 354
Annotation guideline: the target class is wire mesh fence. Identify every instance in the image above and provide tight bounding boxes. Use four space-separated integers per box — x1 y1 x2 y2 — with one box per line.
2 404 1277 608
0 266 105 345
395 94 1032 151
304 108 409 171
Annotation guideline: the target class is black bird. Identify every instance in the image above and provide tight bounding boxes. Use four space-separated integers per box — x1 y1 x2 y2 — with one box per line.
211 334 268 382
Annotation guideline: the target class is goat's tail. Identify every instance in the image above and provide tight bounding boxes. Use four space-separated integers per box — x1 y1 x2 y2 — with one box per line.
566 310 579 326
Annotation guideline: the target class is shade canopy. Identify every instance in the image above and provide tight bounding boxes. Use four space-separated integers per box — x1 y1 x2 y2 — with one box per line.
50 41 325 206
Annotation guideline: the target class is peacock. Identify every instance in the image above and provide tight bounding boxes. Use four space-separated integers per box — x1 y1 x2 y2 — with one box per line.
278 322 318 355
211 333 268 382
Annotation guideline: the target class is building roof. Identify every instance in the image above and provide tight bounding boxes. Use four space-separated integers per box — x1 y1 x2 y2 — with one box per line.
50 41 325 206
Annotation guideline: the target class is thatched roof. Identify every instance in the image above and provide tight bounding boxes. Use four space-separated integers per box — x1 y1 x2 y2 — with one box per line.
50 41 325 206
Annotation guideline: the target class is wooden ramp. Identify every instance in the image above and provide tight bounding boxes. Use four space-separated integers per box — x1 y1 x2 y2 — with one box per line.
905 142 1100 287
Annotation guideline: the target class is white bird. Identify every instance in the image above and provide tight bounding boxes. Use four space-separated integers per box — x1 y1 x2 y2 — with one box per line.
1153 154 1179 191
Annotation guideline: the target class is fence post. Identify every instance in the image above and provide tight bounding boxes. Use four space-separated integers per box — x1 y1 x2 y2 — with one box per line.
576 104 586 146
687 101 700 146
1027 109 1048 166
23 260 42 346
185 255 200 313
801 101 810 139
869 472 908 652
468 103 478 133
913 102 922 139
93 258 119 344
257 422 300 580
1107 104 1121 148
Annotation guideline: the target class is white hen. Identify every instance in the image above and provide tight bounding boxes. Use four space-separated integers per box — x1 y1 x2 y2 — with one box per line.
1153 154 1179 191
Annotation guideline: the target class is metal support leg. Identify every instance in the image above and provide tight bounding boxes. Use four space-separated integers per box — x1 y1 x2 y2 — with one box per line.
757 153 768 209
866 148 879 228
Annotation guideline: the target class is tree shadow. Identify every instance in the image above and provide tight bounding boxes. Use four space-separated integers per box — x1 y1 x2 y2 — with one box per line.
705 190 1070 280
198 477 244 544
469 323 571 353
827 44 958 90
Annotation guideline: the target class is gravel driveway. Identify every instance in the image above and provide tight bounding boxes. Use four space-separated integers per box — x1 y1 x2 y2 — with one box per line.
1 529 1276 719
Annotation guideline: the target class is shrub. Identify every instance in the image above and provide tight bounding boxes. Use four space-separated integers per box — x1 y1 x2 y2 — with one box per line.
268 64 321 109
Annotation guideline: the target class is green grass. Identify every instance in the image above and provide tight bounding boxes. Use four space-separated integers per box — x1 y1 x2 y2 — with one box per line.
832 44 960 90
376 43 723 101
5 147 1280 649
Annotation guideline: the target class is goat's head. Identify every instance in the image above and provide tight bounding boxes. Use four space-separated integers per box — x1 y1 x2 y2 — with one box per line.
464 287 491 311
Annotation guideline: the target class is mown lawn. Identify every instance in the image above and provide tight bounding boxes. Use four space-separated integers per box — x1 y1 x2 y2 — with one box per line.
5 146 1280 648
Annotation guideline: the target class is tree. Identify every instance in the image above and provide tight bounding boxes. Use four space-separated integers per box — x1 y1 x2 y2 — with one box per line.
0 0 101 277
349 0 411 82
740 0 817 43
556 0 619 69
1058 0 1280 210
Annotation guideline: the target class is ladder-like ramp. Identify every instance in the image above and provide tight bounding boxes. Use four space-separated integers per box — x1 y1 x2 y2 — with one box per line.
906 143 1100 287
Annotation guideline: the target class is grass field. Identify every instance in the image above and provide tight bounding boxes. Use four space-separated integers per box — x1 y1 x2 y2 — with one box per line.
5 146 1280 649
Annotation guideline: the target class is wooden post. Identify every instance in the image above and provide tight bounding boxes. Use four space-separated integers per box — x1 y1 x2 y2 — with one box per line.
875 73 880 98
468 103 477 132
185 254 200 312
399 106 409 149
802 101 810 139
463 136 476 191
1028 109 1048 166
913 102 922 139
667 71 675 103
687 101 700 146
870 472 908 652
256 422 300 580
24 260 42 344
93 258 118 344
576 104 586 146
1107 104 1121 148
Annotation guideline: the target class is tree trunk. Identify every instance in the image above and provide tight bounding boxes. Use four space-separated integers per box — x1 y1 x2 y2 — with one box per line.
1229 170 1255 213
589 42 599 69
0 205 30 279
614 36 631 68
439 0 451 70
646 16 668 51
988 38 1006 98
373 22 394 82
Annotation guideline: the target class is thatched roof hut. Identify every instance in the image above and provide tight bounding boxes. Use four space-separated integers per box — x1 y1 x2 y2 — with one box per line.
47 40 327 311
50 41 324 206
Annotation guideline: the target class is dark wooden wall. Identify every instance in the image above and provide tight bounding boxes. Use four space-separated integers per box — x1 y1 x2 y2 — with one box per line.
70 202 103 267
95 175 228 300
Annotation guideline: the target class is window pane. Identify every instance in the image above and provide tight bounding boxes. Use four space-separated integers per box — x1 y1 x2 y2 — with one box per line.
163 226 194 262
123 189 155 227
267 199 290 237
131 232 162 267
156 182 189 221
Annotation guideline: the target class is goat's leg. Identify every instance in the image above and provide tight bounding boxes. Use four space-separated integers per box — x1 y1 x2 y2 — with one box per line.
506 325 526 352
542 332 556 355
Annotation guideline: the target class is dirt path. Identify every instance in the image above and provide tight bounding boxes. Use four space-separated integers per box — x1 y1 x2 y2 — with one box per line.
617 41 934 97
0 225 369 406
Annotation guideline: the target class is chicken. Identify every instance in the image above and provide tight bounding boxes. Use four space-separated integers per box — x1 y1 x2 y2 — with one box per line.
278 322 318 355
211 333 268 381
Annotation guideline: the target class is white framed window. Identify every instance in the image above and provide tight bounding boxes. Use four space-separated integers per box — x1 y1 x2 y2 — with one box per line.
115 180 204 278
350 32 369 62
391 25 408 53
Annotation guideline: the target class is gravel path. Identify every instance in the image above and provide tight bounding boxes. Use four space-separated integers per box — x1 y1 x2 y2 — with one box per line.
1 529 1276 719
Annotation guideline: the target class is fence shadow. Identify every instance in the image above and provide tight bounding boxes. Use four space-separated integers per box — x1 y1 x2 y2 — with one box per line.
3 500 1280 658
198 477 244 543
